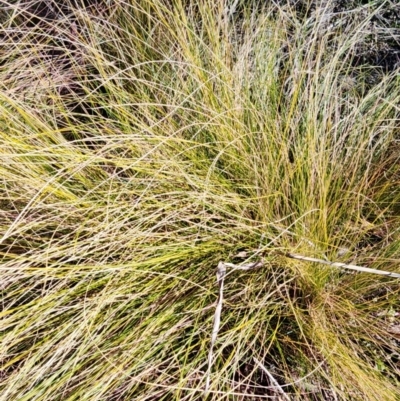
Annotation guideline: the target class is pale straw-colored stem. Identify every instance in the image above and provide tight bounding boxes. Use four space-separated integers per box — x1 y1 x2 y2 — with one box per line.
253 357 291 401
286 253 400 278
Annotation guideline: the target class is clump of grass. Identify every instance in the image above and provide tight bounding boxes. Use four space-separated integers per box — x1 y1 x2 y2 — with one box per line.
1 1 400 400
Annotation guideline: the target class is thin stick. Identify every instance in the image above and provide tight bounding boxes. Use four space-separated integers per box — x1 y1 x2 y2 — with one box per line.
205 259 264 393
253 357 291 401
205 262 226 393
285 253 400 278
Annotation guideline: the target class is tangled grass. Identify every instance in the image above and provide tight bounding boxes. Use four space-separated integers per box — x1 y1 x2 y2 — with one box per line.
1 1 400 400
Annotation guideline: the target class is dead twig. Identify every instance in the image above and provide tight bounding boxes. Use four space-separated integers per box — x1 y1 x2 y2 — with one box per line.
204 258 264 394
285 253 400 278
253 357 291 401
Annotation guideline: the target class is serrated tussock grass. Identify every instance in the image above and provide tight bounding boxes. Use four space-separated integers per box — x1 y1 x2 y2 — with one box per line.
1 1 400 400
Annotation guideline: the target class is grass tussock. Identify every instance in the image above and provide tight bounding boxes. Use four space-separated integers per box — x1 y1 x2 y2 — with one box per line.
1 1 400 400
